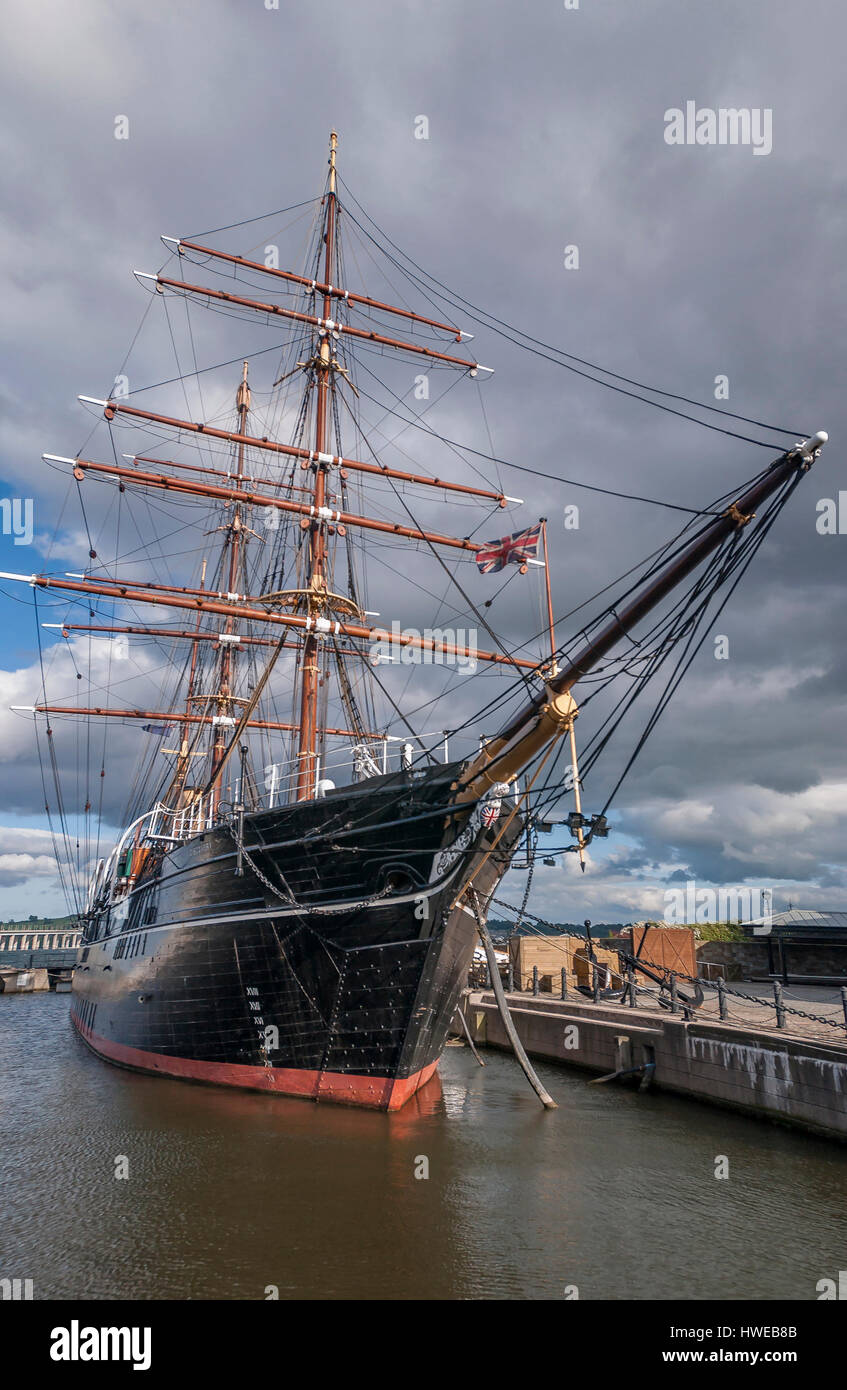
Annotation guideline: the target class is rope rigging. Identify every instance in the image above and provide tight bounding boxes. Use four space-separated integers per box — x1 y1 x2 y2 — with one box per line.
335 176 809 447
22 149 823 927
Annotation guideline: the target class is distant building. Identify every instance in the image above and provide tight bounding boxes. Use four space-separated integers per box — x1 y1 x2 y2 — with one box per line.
745 909 847 937
0 925 81 957
744 909 847 982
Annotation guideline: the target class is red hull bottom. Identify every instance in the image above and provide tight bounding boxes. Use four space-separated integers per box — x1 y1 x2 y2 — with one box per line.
72 1013 439 1111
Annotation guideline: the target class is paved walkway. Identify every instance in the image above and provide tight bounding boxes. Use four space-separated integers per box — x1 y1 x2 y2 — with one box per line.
686 979 847 1043
589 979 847 1046
498 978 847 1046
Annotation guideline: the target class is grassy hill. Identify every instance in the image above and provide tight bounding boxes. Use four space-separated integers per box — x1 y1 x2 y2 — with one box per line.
1 915 75 930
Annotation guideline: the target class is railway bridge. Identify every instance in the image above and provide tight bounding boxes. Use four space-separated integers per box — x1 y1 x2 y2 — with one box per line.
0 926 81 969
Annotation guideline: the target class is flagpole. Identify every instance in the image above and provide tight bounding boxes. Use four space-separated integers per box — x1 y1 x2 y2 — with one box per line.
540 518 558 677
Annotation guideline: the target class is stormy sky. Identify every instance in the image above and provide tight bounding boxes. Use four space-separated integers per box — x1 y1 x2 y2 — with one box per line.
0 0 844 925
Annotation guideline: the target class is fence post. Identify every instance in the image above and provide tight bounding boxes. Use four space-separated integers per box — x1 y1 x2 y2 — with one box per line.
561 966 568 1001
628 967 637 1008
669 973 679 1014
532 965 539 997
717 976 728 1021
508 959 514 993
773 980 785 1029
592 964 600 1003
841 986 847 1035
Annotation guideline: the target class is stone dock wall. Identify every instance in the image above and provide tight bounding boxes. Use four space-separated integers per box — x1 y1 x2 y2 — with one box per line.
458 990 847 1141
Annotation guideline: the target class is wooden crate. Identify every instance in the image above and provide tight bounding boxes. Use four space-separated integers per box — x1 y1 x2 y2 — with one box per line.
630 926 696 981
572 945 624 989
508 934 587 991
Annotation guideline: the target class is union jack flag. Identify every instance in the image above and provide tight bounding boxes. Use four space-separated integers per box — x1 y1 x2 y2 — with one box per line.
475 523 542 574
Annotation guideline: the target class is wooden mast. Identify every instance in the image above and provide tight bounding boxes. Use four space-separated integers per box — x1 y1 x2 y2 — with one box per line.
295 131 338 800
170 555 207 809
45 138 506 810
209 361 251 814
6 133 825 864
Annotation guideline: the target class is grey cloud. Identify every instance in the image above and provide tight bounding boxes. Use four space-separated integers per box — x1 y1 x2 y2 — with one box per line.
0 0 844 919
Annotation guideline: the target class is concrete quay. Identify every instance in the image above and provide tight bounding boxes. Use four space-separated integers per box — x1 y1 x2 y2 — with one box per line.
458 988 847 1141
0 966 51 994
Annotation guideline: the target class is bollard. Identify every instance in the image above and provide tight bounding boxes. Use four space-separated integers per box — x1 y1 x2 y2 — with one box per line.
669 973 679 1015
561 966 568 1000
773 980 785 1029
628 967 637 1008
717 976 728 1021
841 986 847 1035
532 965 539 997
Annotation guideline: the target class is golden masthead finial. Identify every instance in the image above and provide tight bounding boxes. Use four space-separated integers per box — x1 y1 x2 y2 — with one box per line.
236 358 250 412
328 130 338 194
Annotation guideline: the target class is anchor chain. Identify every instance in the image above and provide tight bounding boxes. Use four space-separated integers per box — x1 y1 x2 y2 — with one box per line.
226 820 296 904
226 818 395 916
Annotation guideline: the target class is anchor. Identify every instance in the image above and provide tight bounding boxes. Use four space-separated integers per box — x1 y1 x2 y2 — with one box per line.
618 936 704 1014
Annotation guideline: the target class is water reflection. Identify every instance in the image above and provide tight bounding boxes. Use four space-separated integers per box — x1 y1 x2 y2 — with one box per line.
1 993 843 1300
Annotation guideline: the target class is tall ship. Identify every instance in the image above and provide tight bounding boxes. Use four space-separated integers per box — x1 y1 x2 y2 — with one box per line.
5 134 826 1109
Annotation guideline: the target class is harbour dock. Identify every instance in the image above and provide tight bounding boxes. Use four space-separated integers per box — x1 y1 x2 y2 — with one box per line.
0 966 51 994
0 927 80 993
457 985 847 1141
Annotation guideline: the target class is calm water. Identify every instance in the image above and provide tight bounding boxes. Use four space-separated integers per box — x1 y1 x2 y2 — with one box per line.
1 992 844 1300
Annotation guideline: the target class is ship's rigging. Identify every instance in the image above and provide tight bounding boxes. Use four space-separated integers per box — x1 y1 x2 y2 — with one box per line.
4 132 826 925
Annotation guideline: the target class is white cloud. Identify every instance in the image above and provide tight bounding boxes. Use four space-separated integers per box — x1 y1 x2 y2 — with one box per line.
0 852 58 887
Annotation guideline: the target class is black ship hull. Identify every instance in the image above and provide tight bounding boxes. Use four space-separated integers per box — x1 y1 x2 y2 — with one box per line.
71 764 519 1110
